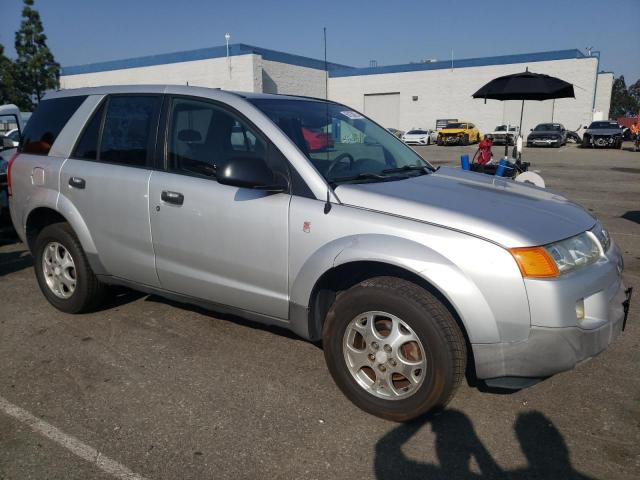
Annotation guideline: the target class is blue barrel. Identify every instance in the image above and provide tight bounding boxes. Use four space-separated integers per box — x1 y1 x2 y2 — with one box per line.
495 158 509 177
460 154 470 170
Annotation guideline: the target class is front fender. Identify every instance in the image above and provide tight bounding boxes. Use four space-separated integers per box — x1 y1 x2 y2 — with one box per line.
290 233 503 344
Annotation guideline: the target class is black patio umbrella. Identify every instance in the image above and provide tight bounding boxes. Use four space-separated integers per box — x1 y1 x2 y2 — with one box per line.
472 69 575 156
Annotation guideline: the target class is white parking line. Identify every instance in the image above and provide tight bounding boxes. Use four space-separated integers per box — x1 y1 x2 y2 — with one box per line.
0 395 150 480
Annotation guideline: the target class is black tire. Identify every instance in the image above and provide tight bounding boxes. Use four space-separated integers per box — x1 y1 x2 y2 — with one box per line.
322 276 466 422
437 137 443 146
33 222 106 313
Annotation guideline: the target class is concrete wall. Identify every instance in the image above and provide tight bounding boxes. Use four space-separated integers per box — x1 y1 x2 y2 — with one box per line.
328 57 600 135
60 54 262 92
594 72 614 120
260 58 327 98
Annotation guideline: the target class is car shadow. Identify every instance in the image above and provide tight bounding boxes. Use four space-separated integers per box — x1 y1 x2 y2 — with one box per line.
0 248 32 276
374 409 594 480
621 211 640 225
143 294 312 345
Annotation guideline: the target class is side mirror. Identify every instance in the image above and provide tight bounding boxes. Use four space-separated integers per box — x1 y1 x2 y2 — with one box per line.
1 136 13 149
530 129 533 132
218 155 286 192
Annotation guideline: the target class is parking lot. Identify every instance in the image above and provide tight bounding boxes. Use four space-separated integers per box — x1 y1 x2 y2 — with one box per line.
0 143 638 479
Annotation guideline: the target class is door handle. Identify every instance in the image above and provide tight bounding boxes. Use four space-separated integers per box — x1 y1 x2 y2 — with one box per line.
69 177 86 189
161 190 184 205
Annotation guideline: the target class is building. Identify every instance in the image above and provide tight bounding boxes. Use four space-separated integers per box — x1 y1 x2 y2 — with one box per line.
60 44 613 135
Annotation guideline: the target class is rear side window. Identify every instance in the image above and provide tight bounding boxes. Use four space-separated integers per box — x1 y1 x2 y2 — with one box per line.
99 96 160 167
20 96 87 155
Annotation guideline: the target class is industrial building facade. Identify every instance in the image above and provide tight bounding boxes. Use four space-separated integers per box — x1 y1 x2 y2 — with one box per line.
61 44 613 135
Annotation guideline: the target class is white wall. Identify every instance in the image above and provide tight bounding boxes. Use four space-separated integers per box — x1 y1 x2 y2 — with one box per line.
60 54 262 92
329 57 599 135
594 72 614 120
259 58 327 97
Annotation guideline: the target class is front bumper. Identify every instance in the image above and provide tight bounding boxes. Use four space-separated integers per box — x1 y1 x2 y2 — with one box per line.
528 138 559 146
473 244 629 383
403 138 429 145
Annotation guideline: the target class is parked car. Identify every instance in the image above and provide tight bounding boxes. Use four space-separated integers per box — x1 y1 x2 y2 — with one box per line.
437 121 481 145
486 125 519 145
526 123 568 147
387 128 404 139
0 104 25 222
401 129 436 146
581 121 624 149
8 86 630 421
1 128 20 147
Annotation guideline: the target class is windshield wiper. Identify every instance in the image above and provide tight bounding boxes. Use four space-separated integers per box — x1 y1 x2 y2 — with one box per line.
329 172 406 186
381 165 431 174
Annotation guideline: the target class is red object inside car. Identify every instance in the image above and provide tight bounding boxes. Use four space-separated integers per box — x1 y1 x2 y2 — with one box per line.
302 128 334 151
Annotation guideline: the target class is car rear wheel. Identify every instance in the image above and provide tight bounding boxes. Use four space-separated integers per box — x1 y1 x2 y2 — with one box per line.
322 276 466 422
34 223 106 313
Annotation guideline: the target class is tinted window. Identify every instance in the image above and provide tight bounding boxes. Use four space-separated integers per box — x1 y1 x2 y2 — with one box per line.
20 96 87 155
167 98 268 179
73 103 105 160
407 130 428 134
100 96 160 167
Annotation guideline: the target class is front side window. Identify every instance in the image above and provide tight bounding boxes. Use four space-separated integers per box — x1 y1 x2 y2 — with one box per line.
20 96 87 155
250 99 431 185
167 98 268 179
99 96 160 167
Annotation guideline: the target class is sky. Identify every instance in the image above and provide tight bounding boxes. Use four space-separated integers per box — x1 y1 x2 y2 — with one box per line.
1 0 639 82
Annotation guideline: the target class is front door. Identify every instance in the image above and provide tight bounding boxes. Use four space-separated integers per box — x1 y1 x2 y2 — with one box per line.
148 97 290 319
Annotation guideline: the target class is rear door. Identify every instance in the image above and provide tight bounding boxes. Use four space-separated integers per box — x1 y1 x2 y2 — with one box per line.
148 96 290 318
59 94 162 286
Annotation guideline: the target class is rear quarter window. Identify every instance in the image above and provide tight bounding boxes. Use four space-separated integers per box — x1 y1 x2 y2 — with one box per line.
20 96 87 155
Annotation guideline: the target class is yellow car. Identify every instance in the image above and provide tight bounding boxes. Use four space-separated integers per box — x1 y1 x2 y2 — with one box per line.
437 121 481 146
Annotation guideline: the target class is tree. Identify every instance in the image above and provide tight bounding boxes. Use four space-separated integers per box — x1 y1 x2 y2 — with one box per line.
628 79 640 116
609 75 638 118
0 43 31 110
13 0 60 109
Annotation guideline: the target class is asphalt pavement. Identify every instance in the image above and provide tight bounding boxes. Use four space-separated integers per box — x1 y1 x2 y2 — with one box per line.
0 142 638 479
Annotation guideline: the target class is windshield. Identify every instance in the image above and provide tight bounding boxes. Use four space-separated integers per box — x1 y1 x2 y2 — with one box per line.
534 124 561 131
407 130 428 134
445 123 466 129
588 121 619 129
249 98 432 184
494 125 517 132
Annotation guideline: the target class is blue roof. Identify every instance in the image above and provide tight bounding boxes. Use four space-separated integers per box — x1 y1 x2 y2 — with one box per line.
329 49 587 78
61 43 352 76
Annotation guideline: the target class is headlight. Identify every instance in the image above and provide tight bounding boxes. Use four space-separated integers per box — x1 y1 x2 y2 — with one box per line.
591 221 610 251
510 231 602 278
544 232 601 274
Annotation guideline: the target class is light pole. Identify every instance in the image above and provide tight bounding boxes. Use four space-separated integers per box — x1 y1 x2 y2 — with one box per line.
225 33 231 79
586 47 601 119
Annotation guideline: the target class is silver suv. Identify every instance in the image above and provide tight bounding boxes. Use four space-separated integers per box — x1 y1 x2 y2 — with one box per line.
8 86 631 421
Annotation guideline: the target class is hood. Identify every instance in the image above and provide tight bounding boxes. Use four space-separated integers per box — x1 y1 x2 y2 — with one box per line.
584 128 622 136
334 167 595 248
528 130 561 137
403 133 429 138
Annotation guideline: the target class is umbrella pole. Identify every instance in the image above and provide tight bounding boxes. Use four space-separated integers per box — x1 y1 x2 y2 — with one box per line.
519 100 525 132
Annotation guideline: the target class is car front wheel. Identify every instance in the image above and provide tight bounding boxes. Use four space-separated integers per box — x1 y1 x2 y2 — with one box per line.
322 276 466 422
34 223 106 313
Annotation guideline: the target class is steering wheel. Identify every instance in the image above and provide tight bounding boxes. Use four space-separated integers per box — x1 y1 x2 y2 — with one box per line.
325 152 355 178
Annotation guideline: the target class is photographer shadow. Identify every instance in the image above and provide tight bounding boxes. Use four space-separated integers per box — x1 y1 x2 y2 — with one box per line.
375 409 594 480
